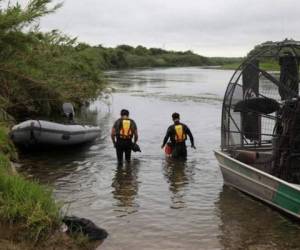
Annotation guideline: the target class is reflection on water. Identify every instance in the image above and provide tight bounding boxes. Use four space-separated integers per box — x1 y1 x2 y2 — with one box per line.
163 159 195 209
112 160 140 215
217 186 300 250
18 67 300 249
19 143 94 183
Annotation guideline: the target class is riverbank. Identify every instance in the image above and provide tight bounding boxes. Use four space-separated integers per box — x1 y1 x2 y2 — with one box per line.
0 222 96 250
0 1 110 247
0 123 103 249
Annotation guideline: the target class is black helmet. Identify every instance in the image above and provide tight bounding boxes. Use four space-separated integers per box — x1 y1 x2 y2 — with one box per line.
121 109 129 116
172 112 180 120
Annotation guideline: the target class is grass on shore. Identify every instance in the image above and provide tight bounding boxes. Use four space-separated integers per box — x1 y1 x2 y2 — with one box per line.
0 125 61 242
0 171 61 240
0 124 17 160
0 119 99 249
220 62 241 70
221 61 280 71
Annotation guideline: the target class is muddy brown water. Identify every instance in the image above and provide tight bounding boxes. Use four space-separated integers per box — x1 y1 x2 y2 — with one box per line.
20 67 300 250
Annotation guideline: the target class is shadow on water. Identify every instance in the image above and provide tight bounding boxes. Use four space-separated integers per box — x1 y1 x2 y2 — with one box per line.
216 186 300 250
162 158 195 209
111 159 141 215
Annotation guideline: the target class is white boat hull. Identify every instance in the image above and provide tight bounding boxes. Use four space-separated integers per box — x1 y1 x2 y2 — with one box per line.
10 120 100 146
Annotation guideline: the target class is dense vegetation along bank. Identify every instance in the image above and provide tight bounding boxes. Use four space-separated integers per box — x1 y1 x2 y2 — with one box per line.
0 8 104 120
0 124 98 249
0 1 103 249
0 0 242 121
75 44 243 70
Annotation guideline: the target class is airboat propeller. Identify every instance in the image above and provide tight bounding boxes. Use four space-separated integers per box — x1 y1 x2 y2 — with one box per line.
234 97 280 115
221 39 300 182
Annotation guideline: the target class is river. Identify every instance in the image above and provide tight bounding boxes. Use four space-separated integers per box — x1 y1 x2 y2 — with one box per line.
20 67 300 250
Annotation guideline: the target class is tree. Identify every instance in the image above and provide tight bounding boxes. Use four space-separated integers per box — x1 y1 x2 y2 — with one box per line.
135 45 149 56
0 0 104 119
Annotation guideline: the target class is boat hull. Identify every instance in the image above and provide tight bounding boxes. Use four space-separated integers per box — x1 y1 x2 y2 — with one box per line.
10 120 101 146
215 150 300 219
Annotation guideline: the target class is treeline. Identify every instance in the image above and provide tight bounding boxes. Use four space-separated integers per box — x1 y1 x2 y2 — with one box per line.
73 43 243 70
241 39 300 71
0 0 241 121
74 44 212 69
209 57 243 65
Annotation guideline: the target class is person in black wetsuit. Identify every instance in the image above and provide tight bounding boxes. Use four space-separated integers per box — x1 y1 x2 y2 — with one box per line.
111 109 138 164
161 112 195 159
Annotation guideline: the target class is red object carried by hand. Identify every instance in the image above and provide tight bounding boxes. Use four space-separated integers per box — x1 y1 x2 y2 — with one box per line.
164 143 173 157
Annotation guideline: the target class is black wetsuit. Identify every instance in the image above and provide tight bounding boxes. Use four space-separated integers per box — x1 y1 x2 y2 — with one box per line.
113 118 137 163
162 122 194 159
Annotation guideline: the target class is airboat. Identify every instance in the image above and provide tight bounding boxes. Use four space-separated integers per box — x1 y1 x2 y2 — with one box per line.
214 40 300 219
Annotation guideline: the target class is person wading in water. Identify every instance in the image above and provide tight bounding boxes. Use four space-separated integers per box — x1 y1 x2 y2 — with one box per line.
111 109 138 164
161 112 195 159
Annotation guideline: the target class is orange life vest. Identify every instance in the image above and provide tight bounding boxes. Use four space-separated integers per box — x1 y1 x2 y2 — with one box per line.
119 119 133 139
175 124 186 142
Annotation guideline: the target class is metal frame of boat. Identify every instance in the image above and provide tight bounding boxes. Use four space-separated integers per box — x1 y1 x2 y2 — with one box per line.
215 40 300 219
10 120 101 146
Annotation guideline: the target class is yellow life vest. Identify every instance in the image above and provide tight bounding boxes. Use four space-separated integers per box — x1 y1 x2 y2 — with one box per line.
175 124 186 142
120 119 132 139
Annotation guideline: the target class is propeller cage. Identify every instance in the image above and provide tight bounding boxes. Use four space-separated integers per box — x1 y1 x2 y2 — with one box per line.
221 40 300 150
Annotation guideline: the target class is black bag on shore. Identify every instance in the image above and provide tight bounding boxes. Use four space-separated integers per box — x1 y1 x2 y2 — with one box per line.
62 216 108 241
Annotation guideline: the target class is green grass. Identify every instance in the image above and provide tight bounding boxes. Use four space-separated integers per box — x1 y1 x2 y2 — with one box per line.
0 125 61 242
0 164 61 241
0 125 17 160
221 60 280 71
0 153 11 174
220 62 241 70
72 232 91 248
260 61 280 71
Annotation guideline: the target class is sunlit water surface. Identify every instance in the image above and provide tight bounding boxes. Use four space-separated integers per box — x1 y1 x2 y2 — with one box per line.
20 68 300 250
